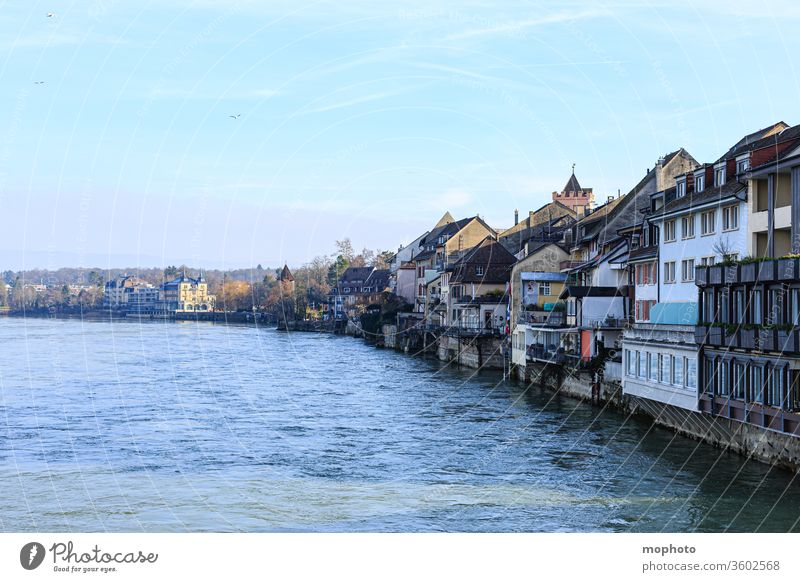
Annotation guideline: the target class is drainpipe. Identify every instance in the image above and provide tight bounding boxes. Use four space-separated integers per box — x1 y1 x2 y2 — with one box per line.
767 173 775 258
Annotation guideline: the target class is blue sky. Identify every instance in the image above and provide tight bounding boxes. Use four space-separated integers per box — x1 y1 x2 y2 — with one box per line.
1 0 798 269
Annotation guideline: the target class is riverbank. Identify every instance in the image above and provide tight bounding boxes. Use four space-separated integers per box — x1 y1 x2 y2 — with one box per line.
336 317 800 474
0 308 276 325
5 309 799 474
4 315 800 532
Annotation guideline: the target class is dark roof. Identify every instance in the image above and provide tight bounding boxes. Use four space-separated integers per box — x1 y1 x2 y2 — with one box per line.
279 264 295 282
499 215 574 255
563 171 582 193
450 237 517 284
717 121 790 162
419 216 475 246
365 269 390 290
627 245 657 262
651 181 744 219
338 266 374 284
163 272 205 288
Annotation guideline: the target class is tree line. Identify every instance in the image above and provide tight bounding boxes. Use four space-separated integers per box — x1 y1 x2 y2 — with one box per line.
0 238 394 315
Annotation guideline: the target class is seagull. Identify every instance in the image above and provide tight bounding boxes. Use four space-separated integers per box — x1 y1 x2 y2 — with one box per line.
34 81 45 85
229 114 241 119
47 12 56 18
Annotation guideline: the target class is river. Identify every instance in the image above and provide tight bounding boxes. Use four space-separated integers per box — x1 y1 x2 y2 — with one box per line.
1 317 799 532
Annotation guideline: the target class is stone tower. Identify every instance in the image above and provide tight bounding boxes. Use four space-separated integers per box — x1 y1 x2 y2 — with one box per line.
552 165 594 216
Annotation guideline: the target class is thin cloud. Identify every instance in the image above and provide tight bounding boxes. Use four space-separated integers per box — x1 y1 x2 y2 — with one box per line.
147 87 280 100
445 10 606 41
302 90 404 114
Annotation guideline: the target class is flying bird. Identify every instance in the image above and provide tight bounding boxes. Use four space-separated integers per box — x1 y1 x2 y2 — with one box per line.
47 12 56 17
229 114 241 119
34 81 45 85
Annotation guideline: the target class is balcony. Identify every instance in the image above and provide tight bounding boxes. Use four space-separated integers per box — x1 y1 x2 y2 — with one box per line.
583 316 628 329
516 310 566 326
696 324 800 354
695 257 797 287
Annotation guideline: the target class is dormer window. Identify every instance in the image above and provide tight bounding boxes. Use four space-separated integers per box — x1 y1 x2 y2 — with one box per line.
694 172 705 193
676 177 687 198
475 266 484 276
714 162 726 187
736 154 750 175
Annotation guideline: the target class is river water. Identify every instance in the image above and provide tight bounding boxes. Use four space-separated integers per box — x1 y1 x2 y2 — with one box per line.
1 317 799 532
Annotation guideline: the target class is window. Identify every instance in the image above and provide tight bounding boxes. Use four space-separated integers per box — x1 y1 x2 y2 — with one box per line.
687 358 697 389
736 156 750 175
714 164 726 186
664 220 676 242
701 210 715 235
723 253 739 263
732 362 746 400
722 205 739 231
626 350 635 376
681 215 695 238
752 290 762 325
792 288 800 326
704 357 715 394
717 360 728 396
751 366 764 403
677 179 686 198
768 288 784 326
695 174 705 192
664 261 676 283
539 282 551 296
475 266 484 276
673 355 684 386
343 287 351 293
767 367 785 408
662 354 672 384
682 259 695 282
719 288 729 324
657 354 664 382
733 289 745 322
639 351 647 378
700 256 715 267
635 351 641 377
649 355 658 381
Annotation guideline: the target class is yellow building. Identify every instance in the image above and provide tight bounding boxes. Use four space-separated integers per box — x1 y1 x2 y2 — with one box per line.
161 272 216 313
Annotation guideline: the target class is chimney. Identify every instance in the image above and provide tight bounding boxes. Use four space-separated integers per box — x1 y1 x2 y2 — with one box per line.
514 209 519 225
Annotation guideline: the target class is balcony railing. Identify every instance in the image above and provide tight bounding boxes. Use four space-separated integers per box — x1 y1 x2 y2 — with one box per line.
696 257 799 287
696 325 800 354
516 310 566 326
584 316 628 329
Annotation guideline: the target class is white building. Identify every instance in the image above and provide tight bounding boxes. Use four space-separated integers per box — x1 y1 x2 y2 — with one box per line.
622 142 750 411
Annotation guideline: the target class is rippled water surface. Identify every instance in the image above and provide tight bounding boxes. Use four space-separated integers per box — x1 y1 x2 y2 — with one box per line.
2 317 800 532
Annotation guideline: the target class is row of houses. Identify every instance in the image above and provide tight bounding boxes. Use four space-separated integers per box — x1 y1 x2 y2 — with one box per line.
104 272 216 315
330 119 800 440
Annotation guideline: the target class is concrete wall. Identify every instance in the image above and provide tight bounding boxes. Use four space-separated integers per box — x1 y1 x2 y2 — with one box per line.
437 334 506 370
519 358 800 472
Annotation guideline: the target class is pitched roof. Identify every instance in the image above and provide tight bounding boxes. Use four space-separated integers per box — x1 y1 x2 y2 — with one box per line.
563 171 582 193
717 121 790 162
650 181 745 219
279 264 295 282
433 211 455 228
449 237 517 284
338 266 374 284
